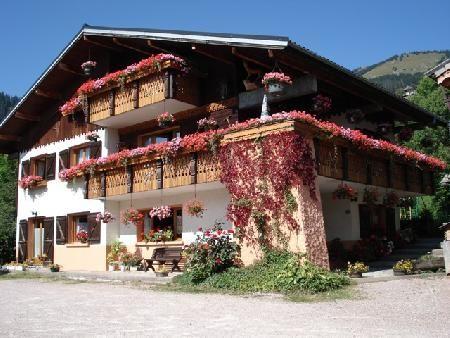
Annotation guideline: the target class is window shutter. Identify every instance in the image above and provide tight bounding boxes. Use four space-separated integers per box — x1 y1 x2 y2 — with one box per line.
18 220 28 262
43 217 54 261
45 153 56 180
90 142 102 159
55 216 68 245
88 213 101 244
59 149 69 172
21 160 30 178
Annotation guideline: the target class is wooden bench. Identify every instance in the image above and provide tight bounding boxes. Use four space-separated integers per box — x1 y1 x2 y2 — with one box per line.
144 247 183 272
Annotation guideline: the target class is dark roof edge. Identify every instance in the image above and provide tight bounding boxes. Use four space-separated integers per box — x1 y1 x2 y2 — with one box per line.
288 41 447 125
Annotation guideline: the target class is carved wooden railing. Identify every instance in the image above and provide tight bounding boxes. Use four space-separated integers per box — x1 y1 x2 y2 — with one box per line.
87 151 220 198
87 63 200 123
314 138 434 194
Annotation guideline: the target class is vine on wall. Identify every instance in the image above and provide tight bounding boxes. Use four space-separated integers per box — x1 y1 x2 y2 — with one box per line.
219 131 316 247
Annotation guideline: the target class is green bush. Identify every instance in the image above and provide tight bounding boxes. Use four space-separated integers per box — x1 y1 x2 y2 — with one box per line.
180 250 350 294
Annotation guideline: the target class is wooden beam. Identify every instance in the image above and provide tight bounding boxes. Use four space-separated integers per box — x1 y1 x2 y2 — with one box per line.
14 112 40 122
0 134 21 142
231 47 272 69
34 89 61 100
112 38 152 55
58 62 84 76
191 44 234 65
147 40 172 54
84 36 122 52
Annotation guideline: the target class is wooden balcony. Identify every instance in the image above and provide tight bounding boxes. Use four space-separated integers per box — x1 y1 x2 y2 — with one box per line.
87 62 200 128
87 152 220 199
314 139 434 194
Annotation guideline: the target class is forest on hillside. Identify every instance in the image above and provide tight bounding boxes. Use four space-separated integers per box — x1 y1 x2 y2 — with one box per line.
0 92 19 263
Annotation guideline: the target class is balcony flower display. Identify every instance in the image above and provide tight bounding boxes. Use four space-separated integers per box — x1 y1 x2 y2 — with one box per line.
19 175 44 189
363 187 379 205
96 211 114 224
60 53 188 116
312 94 332 114
332 183 358 201
76 230 89 243
149 206 172 220
120 208 144 226
184 199 206 217
197 117 218 131
262 72 292 95
383 191 400 208
81 60 97 76
157 112 174 128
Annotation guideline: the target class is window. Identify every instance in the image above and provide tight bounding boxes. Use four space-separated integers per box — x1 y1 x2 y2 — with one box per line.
69 142 101 167
22 153 56 181
68 212 100 244
136 206 182 242
138 128 180 147
74 147 91 165
35 158 46 177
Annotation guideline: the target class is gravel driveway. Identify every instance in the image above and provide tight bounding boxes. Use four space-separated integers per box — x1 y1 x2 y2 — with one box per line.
0 276 449 337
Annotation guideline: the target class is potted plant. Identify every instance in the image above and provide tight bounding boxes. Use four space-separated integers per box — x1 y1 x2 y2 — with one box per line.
107 240 124 271
120 208 144 226
347 261 369 278
149 206 172 220
197 117 218 131
262 72 292 96
49 264 60 272
332 183 358 201
76 230 89 243
86 131 100 142
157 112 174 128
81 60 97 76
118 252 133 272
19 175 44 189
96 211 114 224
393 259 414 276
184 199 206 217
155 264 169 277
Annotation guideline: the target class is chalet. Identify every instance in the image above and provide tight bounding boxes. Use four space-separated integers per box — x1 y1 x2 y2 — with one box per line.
2 25 446 271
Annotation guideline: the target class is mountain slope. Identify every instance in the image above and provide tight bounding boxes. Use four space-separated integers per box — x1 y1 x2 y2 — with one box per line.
354 51 450 94
0 92 20 122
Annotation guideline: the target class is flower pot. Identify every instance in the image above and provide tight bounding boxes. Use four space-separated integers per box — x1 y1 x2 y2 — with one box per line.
50 267 60 273
393 270 406 276
349 272 363 278
108 264 116 272
155 271 169 277
120 265 126 272
82 64 94 76
267 82 285 96
130 266 138 272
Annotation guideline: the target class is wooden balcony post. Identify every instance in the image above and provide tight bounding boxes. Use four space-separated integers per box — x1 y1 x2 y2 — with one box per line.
189 153 197 184
100 172 106 198
108 90 115 116
312 138 320 174
164 71 174 99
84 173 90 199
341 147 348 180
132 80 139 109
83 98 90 123
156 159 163 189
126 165 133 194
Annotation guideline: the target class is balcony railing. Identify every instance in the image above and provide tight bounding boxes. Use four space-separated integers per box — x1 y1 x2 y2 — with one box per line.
87 62 200 126
87 151 220 198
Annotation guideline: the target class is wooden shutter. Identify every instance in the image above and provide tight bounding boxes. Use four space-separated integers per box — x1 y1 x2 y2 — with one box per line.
45 153 56 180
59 149 69 172
88 213 100 244
18 220 28 262
55 216 68 245
90 142 102 159
43 217 54 261
21 160 30 178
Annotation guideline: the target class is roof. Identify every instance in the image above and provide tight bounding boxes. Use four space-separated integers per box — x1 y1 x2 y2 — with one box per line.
425 58 450 78
1 24 446 152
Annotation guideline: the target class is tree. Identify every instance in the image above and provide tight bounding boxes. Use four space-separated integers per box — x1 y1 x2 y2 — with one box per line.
406 77 450 224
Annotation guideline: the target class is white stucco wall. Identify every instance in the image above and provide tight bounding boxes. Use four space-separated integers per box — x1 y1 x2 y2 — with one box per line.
107 186 231 246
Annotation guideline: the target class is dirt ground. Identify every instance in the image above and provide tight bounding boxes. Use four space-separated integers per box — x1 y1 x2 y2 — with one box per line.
0 276 449 337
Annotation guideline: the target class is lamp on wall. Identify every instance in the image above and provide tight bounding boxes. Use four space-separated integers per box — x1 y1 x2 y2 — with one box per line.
31 211 37 218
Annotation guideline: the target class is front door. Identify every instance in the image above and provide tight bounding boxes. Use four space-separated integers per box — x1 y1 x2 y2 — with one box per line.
28 217 54 262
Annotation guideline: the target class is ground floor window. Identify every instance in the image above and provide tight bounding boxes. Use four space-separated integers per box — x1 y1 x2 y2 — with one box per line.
359 205 396 240
68 213 100 244
137 206 182 242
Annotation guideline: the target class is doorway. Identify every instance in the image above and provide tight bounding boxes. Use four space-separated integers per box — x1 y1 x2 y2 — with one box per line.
27 217 54 262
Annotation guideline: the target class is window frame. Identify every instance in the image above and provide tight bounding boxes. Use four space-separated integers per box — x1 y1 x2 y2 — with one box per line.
136 205 182 242
138 127 180 147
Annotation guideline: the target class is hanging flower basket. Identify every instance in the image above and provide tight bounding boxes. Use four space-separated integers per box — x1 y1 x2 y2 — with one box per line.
262 72 292 96
19 175 44 189
149 206 172 220
363 188 379 205
86 131 100 142
76 230 89 243
96 211 115 224
332 183 358 201
157 112 174 128
312 94 332 114
81 60 97 76
184 199 206 217
383 191 400 208
120 208 144 226
197 117 218 131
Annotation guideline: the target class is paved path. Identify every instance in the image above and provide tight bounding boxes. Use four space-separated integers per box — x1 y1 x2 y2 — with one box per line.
0 276 449 337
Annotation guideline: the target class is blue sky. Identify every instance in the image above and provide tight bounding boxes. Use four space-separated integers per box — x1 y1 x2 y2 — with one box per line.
1 0 449 97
